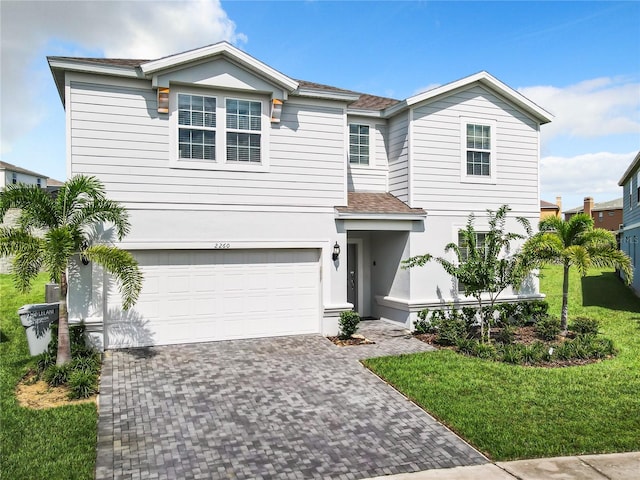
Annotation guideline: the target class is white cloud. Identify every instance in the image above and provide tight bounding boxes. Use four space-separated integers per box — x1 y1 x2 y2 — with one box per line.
540 151 637 208
519 77 640 141
0 0 246 154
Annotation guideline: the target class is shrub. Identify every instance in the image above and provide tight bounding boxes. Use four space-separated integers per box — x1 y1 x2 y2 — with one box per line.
500 343 525 364
588 337 616 358
67 371 98 399
536 316 561 341
461 307 479 330
71 352 101 375
521 341 547 364
338 311 361 340
435 316 468 346
456 338 477 355
570 317 600 336
495 325 516 345
36 350 56 374
43 364 70 387
472 342 497 360
414 308 431 334
520 300 549 323
496 303 519 327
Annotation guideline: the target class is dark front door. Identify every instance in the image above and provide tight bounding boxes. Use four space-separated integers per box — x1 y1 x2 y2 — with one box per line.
347 243 358 312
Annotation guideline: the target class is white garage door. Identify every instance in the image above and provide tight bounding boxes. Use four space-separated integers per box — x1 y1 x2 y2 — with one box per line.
105 249 320 348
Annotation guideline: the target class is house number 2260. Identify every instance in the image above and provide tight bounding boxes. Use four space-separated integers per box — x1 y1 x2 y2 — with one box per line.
213 243 231 249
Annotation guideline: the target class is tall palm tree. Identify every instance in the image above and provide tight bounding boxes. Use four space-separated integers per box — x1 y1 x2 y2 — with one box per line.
0 175 142 365
522 213 632 332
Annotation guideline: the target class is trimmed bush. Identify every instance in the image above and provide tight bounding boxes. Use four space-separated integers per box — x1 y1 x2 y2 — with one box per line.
67 371 98 399
570 317 600 336
338 310 361 340
495 325 516 345
472 342 497 360
536 316 561 341
500 344 525 364
413 308 431 334
43 364 70 387
521 341 548 364
435 316 468 346
456 338 477 355
520 300 549 323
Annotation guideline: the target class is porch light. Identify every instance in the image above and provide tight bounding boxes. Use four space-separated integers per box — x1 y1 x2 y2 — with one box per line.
332 242 340 261
270 98 283 123
157 87 170 114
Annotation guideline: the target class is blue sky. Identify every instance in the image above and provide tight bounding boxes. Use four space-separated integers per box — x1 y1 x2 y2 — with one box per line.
1 0 639 211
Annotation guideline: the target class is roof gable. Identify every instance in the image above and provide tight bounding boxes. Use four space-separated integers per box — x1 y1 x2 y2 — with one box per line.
386 71 553 124
618 151 640 186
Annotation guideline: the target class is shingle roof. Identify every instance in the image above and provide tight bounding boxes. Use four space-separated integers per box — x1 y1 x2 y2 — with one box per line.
47 57 401 111
564 197 623 214
335 192 425 215
540 200 559 210
0 161 49 179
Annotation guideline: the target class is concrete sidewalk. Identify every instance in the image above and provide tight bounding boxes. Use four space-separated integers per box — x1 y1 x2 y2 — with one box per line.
364 452 640 480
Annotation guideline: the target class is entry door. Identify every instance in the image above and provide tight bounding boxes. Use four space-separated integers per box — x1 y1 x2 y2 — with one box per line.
347 243 358 312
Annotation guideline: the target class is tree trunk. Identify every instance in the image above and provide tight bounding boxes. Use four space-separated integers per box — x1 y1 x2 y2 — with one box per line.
56 270 71 366
560 263 570 335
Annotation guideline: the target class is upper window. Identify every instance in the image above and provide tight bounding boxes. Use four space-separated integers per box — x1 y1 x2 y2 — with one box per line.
466 124 491 176
11 173 17 184
178 94 216 161
349 124 370 165
37 178 42 187
636 171 640 204
226 99 261 163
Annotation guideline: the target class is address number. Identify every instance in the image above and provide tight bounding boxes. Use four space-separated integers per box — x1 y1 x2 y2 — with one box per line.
213 243 231 249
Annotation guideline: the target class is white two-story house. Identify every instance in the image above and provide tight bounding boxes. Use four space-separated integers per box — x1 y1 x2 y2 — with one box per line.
48 42 552 349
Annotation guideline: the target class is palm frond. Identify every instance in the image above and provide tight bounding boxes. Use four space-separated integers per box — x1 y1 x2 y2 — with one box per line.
0 183 58 230
56 175 106 222
85 245 143 310
68 197 131 240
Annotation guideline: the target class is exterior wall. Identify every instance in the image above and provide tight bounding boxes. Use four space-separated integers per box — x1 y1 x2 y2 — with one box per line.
620 226 640 294
411 85 540 217
387 113 409 202
68 75 346 209
622 172 640 294
540 208 559 220
594 209 623 232
347 115 388 192
1 170 47 188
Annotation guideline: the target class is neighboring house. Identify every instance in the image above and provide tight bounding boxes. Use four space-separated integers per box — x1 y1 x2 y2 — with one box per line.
0 162 63 273
540 197 561 221
618 151 640 294
0 161 50 189
564 197 623 235
48 42 553 349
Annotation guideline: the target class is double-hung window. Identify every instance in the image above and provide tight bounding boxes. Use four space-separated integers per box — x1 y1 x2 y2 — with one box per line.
349 124 370 165
178 94 216 161
466 124 491 176
226 99 261 163
636 171 640 204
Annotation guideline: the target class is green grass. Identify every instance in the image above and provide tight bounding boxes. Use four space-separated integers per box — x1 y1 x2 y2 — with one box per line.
0 274 97 480
365 266 640 460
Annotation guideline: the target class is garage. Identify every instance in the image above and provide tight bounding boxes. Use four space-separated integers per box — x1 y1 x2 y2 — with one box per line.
104 249 321 348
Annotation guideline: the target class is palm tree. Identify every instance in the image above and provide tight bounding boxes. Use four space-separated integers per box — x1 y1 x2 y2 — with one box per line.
521 213 632 332
0 175 142 365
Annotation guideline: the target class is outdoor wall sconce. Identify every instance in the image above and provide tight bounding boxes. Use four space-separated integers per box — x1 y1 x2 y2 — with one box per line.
270 98 283 123
332 242 340 261
157 87 170 114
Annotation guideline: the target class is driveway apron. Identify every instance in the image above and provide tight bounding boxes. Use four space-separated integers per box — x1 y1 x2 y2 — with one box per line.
95 321 487 479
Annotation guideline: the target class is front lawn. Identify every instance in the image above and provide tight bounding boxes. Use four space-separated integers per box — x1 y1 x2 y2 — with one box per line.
364 266 640 460
0 274 97 480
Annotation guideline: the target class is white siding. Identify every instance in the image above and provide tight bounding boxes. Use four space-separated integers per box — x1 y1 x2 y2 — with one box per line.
69 80 346 209
347 120 388 192
388 113 409 202
411 85 540 215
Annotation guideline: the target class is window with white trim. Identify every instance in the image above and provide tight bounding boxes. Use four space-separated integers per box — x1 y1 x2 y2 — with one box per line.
466 124 491 176
636 171 640 204
349 124 370 165
37 178 42 187
11 173 17 184
226 99 261 163
178 94 216 161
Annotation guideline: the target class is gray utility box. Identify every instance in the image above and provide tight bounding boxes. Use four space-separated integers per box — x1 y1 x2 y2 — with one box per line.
18 303 59 356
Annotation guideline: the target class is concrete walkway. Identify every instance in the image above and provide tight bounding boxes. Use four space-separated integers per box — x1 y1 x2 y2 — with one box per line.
364 452 640 479
96 321 485 479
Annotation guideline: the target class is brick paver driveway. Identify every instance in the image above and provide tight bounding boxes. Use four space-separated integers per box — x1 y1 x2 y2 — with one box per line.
96 321 487 479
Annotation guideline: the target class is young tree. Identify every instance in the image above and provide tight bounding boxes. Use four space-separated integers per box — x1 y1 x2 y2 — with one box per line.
0 175 143 365
403 205 532 342
521 213 632 333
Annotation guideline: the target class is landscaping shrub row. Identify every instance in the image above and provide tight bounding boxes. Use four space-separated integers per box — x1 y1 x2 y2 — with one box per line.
414 300 616 365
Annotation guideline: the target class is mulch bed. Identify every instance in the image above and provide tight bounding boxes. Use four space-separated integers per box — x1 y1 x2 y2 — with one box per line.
328 334 376 346
414 326 606 368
